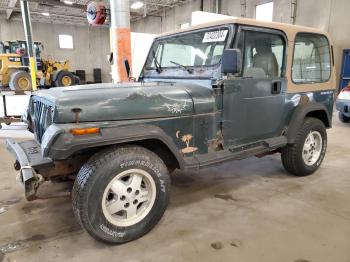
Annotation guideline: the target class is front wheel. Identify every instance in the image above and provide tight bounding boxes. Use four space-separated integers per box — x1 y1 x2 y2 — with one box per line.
281 118 327 176
72 145 170 244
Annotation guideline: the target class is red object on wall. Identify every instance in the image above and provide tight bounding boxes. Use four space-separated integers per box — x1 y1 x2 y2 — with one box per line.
87 2 107 25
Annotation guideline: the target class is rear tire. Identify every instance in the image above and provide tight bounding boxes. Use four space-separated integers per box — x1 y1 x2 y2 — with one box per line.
54 71 75 87
338 112 350 123
281 118 327 176
9 71 32 91
72 145 170 244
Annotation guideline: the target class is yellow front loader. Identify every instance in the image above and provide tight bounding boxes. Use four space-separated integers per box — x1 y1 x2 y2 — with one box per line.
0 45 31 90
0 41 78 91
40 57 79 88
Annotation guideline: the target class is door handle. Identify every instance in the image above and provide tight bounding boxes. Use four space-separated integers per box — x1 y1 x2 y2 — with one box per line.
271 81 282 94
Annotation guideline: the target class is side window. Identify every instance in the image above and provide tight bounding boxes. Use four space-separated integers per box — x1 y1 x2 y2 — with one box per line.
292 33 331 83
237 30 286 78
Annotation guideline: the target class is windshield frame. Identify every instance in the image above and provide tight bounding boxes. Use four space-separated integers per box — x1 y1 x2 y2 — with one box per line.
141 24 235 80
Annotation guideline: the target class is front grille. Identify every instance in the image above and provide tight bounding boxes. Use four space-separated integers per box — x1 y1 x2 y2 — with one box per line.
30 97 54 143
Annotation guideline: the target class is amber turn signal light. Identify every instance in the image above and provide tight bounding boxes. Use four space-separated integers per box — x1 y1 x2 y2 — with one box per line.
70 127 100 136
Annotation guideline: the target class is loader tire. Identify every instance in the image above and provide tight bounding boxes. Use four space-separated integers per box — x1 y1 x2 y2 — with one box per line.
54 71 75 87
9 71 32 91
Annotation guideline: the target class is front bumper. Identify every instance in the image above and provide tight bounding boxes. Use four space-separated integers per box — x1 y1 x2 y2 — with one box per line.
336 99 350 115
5 139 53 200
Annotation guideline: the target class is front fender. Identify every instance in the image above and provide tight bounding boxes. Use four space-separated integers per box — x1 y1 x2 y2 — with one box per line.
45 123 186 169
286 102 331 143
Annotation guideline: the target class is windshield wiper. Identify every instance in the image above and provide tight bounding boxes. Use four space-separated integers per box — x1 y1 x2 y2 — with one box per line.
152 51 162 73
170 61 193 74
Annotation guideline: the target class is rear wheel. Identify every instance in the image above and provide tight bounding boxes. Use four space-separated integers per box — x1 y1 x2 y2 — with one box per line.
54 71 75 87
72 145 170 244
9 71 32 91
281 118 327 176
338 112 350 123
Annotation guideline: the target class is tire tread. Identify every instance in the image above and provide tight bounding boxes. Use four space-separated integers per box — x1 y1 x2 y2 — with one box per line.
282 117 327 176
72 145 169 244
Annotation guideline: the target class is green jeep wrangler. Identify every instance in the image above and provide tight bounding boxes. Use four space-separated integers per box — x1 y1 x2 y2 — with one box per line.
6 18 336 244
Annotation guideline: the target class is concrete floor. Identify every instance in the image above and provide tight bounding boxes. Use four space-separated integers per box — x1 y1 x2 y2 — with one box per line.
0 117 349 262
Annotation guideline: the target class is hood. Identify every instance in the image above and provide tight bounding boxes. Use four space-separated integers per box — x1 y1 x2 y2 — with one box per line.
33 82 216 123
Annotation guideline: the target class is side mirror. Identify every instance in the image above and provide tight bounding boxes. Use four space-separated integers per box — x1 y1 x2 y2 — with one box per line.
108 52 113 64
221 49 242 75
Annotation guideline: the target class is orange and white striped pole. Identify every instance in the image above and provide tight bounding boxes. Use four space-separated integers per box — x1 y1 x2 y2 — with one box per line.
110 0 132 83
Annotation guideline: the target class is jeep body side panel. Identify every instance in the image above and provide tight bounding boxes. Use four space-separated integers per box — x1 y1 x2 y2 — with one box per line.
221 78 288 147
220 26 289 147
282 29 336 141
48 122 193 169
284 92 334 143
46 113 217 169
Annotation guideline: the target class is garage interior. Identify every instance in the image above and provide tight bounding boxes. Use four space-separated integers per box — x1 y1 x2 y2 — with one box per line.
0 0 350 261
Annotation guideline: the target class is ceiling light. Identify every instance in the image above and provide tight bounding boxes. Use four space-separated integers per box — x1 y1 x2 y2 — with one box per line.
64 0 74 5
131 1 144 9
41 12 50 17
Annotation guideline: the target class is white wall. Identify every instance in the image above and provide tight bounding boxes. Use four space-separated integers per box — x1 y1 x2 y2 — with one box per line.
131 33 156 78
0 19 112 83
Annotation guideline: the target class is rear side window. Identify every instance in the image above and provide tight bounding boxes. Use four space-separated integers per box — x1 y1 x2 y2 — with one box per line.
292 33 331 83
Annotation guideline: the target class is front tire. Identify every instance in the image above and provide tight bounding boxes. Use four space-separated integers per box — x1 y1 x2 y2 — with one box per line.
281 118 327 176
72 145 170 244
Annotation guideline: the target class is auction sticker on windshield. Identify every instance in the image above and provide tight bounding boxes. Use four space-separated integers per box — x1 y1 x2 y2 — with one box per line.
202 30 228 43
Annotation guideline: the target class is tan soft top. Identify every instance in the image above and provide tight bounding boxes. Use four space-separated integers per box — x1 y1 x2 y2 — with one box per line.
158 17 330 41
157 16 335 93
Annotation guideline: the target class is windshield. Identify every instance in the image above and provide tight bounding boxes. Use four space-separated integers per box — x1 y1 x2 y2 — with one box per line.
145 27 229 70
9 41 42 57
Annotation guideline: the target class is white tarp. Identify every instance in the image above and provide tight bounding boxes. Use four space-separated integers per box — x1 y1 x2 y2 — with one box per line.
131 32 157 79
191 11 234 26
